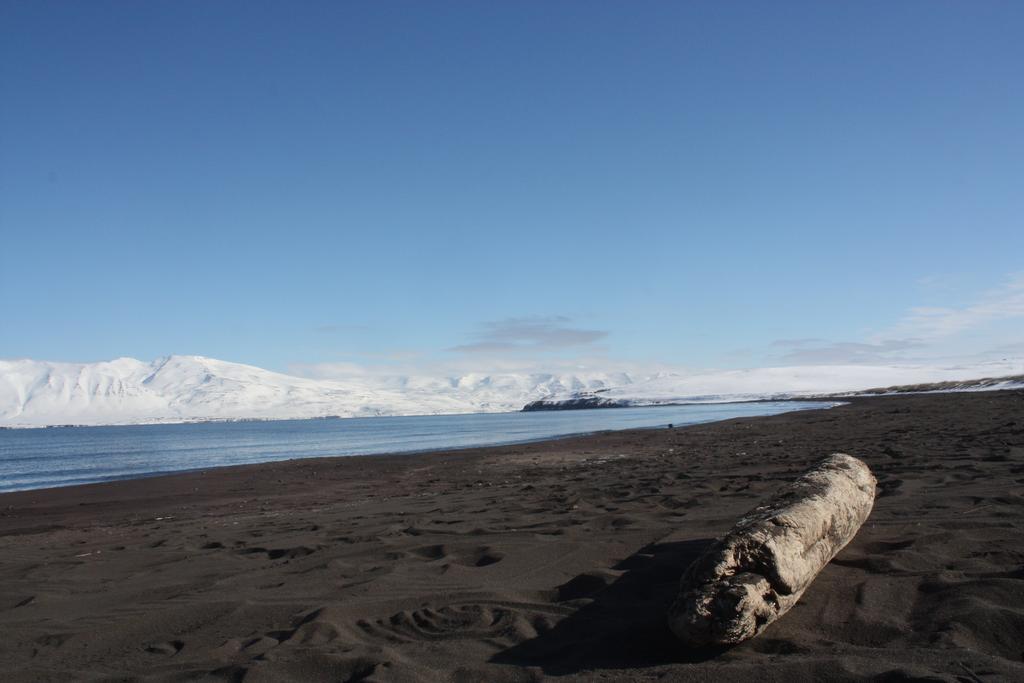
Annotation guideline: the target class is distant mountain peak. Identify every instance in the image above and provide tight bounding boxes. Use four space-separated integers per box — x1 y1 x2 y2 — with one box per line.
1 355 1021 428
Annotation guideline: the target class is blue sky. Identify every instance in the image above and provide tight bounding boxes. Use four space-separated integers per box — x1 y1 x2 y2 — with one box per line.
2 1 1022 376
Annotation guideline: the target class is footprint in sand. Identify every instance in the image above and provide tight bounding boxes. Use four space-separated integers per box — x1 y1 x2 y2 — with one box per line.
408 544 504 568
34 633 75 649
359 601 557 644
145 640 184 655
356 596 579 651
233 545 320 560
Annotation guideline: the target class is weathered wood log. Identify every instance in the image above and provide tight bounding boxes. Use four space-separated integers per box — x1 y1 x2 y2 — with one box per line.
668 453 876 647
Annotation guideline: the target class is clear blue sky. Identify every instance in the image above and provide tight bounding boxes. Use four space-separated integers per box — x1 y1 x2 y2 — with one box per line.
2 1 1022 375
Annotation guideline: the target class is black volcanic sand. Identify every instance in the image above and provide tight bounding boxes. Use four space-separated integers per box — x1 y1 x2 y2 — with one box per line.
1 391 1023 682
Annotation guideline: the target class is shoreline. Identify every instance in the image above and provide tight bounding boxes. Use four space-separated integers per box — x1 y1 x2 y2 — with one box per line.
0 405 834 504
1 390 1022 681
0 400 834 495
0 395 835 430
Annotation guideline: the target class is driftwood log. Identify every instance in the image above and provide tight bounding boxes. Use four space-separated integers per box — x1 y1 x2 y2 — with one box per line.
668 453 876 647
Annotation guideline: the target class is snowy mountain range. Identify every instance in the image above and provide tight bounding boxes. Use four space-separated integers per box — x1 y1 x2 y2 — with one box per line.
1 355 1023 427
0 356 632 427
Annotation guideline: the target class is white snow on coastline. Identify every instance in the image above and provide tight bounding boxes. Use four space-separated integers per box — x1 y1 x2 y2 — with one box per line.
1 355 1022 428
554 362 1024 406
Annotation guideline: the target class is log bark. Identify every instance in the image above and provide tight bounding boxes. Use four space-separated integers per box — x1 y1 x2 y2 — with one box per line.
668 453 876 647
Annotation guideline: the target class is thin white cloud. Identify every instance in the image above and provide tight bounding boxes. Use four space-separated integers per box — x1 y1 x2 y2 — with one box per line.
449 316 608 354
773 339 925 365
877 272 1024 342
295 278 1024 377
770 273 1024 366
769 338 827 348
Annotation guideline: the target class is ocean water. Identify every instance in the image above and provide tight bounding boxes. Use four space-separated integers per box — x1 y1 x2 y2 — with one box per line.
0 401 831 493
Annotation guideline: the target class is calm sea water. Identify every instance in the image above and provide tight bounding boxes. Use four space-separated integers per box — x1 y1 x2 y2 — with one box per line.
0 402 831 493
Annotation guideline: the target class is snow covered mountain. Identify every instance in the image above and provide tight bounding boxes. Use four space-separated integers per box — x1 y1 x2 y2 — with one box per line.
0 356 633 427
1 355 1022 427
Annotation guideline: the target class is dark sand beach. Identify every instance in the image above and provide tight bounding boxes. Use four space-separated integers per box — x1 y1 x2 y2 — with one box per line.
1 390 1022 682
